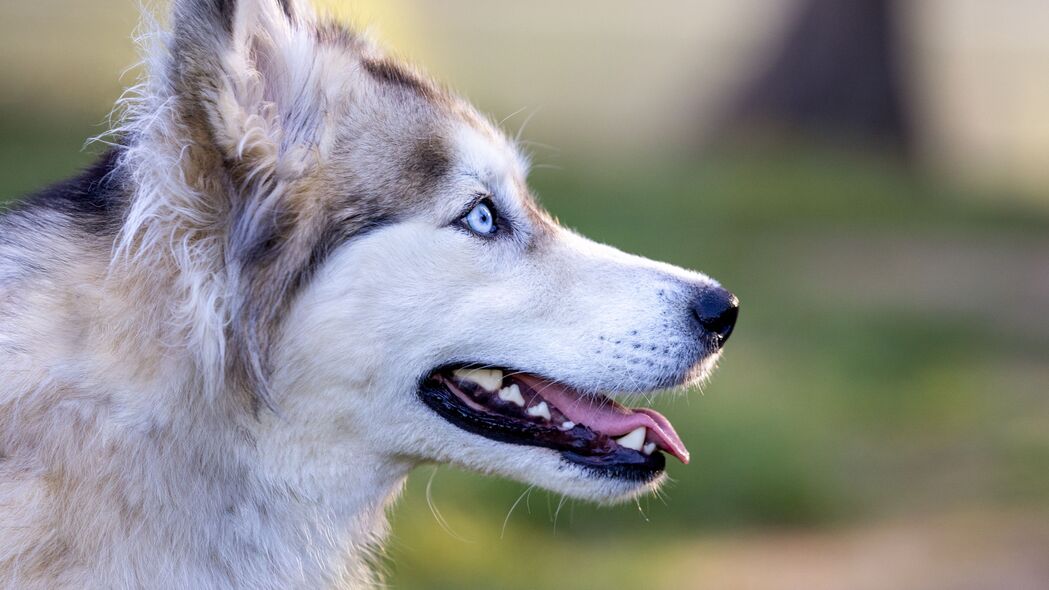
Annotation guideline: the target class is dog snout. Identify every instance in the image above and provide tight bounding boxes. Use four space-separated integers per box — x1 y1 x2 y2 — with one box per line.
691 286 739 348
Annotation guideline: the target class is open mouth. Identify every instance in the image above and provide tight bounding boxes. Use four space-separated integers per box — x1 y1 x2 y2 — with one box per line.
418 366 689 480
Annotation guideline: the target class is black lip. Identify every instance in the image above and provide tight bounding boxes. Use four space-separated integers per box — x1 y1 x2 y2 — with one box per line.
417 372 666 482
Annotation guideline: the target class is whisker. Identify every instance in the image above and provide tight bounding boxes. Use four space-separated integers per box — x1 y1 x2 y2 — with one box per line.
425 468 473 543
552 494 569 535
501 485 535 539
498 105 530 128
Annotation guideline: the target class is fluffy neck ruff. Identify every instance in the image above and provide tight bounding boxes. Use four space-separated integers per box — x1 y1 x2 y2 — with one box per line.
74 5 419 585
84 37 404 590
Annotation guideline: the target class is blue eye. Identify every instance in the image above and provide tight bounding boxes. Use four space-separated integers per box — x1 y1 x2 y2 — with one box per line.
463 201 496 235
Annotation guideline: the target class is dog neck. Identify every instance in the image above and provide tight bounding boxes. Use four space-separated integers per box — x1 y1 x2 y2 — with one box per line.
136 378 412 590
246 439 411 588
81 154 411 586
243 408 412 588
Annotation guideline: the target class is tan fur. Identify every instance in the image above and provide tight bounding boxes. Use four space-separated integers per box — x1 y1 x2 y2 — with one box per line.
0 3 448 585
0 1 733 588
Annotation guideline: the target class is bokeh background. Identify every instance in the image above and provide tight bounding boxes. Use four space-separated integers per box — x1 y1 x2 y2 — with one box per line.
3 1 1048 588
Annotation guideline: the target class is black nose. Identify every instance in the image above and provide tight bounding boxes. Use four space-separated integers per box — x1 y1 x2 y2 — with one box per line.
692 286 739 347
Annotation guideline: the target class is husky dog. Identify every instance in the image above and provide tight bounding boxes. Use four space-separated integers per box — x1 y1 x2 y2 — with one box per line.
0 0 738 587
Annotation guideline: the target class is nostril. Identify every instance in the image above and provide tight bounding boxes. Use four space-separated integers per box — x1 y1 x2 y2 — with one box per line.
692 287 740 347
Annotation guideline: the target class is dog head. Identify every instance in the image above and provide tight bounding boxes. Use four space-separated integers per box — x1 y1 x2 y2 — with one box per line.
136 0 738 503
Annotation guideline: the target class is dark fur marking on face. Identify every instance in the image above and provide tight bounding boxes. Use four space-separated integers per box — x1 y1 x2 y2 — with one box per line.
236 204 397 298
291 211 396 296
362 58 437 101
407 136 452 190
229 193 400 411
314 20 359 48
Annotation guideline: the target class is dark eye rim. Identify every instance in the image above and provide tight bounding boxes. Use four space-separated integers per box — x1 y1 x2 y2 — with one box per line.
455 196 502 238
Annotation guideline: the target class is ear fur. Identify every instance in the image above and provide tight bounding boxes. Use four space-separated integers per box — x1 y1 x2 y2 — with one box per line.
159 0 353 408
170 0 329 178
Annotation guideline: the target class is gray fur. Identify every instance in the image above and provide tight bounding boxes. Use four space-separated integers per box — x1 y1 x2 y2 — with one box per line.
0 1 732 587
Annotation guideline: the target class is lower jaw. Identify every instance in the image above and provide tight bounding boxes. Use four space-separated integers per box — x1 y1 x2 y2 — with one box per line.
417 380 666 482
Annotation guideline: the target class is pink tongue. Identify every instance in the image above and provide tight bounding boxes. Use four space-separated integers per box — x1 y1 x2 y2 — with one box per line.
516 375 690 464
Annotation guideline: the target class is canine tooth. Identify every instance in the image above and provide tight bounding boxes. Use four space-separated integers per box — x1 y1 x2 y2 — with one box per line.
453 368 503 392
497 384 525 407
615 427 647 452
526 401 551 421
642 442 657 456
559 421 576 431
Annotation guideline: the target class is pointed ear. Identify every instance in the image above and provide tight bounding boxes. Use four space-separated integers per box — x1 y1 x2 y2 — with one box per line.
171 0 309 58
169 0 325 177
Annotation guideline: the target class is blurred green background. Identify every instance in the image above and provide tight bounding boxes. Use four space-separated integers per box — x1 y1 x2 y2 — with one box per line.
2 1 1048 588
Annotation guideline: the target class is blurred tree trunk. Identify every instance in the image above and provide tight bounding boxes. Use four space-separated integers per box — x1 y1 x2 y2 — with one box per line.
727 0 911 150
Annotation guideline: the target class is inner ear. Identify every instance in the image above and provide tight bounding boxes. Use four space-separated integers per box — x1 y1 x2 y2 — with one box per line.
171 0 325 175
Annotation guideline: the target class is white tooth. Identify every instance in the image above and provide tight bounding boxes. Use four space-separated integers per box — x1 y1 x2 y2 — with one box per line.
453 368 503 392
526 401 551 421
642 442 657 456
559 421 576 431
615 427 647 452
497 384 525 407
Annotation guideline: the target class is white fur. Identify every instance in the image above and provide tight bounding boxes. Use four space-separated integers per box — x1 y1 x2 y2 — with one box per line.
0 1 729 587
